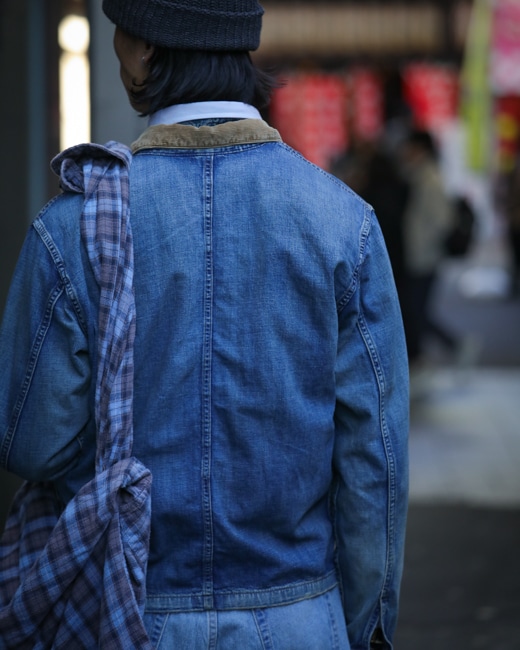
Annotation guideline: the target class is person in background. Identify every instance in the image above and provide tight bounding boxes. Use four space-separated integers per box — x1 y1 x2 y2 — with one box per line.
399 128 458 367
504 157 520 297
359 144 410 300
0 1 409 647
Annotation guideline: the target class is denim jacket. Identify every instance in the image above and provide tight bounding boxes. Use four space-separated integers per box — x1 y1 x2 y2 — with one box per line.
0 119 408 649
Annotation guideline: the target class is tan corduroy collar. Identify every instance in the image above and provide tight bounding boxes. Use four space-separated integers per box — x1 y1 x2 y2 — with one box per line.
131 119 282 153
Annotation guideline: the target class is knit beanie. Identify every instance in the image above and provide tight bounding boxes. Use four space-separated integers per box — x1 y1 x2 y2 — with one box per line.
102 0 264 51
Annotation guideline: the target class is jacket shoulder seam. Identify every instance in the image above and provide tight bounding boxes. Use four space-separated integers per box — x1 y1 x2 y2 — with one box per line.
336 204 373 313
32 217 88 336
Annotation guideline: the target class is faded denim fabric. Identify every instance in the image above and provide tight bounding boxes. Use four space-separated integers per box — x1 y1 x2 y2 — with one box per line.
0 119 409 649
143 587 349 649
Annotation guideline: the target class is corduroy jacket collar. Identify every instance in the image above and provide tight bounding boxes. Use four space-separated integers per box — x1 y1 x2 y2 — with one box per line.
131 119 282 153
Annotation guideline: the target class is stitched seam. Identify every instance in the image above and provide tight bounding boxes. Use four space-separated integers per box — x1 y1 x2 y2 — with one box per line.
33 217 88 336
0 283 64 467
133 140 278 154
252 609 273 650
201 155 214 609
325 591 341 650
336 204 372 313
356 308 396 646
146 571 338 605
207 610 218 650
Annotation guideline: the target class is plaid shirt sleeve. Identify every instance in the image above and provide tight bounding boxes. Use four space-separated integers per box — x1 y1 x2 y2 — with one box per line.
0 141 154 649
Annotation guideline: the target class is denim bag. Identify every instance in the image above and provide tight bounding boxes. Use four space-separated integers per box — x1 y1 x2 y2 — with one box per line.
0 142 153 649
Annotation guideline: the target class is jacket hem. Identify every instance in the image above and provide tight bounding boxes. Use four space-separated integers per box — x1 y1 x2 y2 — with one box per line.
145 571 338 612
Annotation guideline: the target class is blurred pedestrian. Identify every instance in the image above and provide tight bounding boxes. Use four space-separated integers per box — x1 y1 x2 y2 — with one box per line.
359 144 410 296
399 129 458 366
504 158 520 296
0 2 409 648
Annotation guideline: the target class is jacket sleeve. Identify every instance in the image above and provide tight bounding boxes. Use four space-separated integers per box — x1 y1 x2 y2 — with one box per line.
332 210 409 649
0 217 93 486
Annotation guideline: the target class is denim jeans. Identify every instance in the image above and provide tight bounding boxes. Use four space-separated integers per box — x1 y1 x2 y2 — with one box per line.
143 587 350 649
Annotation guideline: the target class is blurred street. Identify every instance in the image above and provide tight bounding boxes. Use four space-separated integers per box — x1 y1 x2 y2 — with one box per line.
395 233 520 649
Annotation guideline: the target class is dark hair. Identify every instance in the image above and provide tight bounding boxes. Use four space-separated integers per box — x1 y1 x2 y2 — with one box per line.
131 49 278 116
406 129 438 160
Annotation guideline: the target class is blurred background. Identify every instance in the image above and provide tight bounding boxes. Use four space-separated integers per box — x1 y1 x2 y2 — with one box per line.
0 1 519 647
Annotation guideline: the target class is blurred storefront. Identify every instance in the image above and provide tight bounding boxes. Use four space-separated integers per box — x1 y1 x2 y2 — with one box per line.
255 0 520 281
256 1 472 172
490 0 520 174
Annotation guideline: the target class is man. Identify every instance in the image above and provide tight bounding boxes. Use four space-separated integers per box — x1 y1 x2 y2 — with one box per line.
0 2 408 647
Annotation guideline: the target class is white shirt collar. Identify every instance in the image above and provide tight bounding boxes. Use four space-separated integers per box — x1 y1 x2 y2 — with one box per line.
148 101 262 126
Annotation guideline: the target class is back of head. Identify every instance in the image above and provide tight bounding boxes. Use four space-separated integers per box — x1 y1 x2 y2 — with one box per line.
406 129 438 160
102 0 264 52
102 0 275 115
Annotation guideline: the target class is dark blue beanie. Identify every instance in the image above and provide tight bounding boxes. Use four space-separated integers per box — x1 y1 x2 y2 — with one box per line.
102 0 264 51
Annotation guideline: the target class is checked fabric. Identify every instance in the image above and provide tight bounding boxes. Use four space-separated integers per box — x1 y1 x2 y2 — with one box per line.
0 142 154 649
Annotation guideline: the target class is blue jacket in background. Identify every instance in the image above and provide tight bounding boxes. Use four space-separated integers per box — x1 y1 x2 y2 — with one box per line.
0 119 408 649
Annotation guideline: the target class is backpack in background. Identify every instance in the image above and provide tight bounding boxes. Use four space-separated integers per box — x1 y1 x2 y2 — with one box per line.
444 197 476 257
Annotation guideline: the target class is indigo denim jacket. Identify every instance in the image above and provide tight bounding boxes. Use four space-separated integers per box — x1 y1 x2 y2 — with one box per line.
0 119 409 649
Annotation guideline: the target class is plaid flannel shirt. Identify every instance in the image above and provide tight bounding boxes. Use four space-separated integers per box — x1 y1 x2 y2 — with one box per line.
0 142 153 649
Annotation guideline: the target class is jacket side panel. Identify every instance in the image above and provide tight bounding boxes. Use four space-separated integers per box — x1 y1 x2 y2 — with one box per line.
0 194 98 494
332 206 409 649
